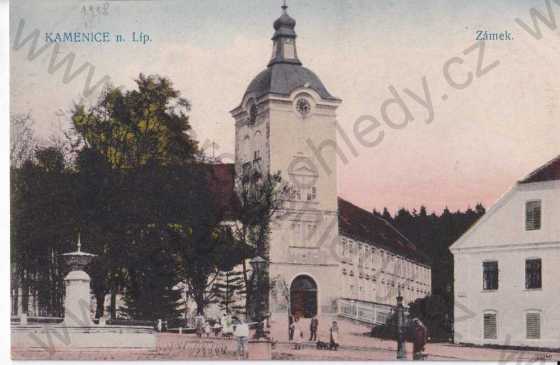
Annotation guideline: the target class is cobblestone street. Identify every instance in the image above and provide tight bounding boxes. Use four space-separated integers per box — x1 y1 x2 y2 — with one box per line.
12 316 560 361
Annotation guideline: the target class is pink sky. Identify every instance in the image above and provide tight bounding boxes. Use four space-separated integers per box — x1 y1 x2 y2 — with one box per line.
10 0 560 213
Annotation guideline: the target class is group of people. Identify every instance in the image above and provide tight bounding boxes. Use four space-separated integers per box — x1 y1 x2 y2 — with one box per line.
193 313 250 358
288 315 339 350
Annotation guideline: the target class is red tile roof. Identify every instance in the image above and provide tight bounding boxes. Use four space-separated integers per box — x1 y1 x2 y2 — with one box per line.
519 155 560 184
338 198 430 265
206 165 430 265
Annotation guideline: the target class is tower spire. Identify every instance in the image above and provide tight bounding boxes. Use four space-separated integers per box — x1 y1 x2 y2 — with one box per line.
268 1 301 67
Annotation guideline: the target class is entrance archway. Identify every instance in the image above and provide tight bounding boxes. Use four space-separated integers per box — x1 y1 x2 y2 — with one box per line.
290 275 318 318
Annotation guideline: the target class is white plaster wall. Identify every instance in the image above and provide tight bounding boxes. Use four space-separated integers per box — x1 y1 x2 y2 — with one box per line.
453 181 560 250
453 181 560 348
268 95 339 213
339 236 431 307
454 246 560 348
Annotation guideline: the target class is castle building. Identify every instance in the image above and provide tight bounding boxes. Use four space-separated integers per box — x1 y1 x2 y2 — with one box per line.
231 5 431 321
451 155 560 348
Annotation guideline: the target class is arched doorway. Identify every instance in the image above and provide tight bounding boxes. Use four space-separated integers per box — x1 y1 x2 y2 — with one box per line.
290 275 318 318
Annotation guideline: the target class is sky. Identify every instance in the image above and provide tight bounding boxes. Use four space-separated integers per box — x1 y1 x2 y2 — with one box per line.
10 0 560 213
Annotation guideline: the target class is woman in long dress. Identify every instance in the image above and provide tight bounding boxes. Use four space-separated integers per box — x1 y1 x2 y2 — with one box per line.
329 321 339 350
293 317 303 350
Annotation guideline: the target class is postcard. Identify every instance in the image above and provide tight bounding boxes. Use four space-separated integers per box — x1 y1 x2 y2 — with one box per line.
8 0 560 361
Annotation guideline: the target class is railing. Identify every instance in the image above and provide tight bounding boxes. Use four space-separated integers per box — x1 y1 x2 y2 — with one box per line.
337 298 406 325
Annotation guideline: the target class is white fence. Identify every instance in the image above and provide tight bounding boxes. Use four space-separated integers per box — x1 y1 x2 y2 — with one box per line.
337 298 406 325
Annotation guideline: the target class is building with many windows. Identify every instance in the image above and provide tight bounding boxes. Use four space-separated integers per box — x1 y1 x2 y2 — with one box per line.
450 155 560 348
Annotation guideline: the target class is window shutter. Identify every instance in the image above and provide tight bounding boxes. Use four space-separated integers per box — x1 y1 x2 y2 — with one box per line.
526 313 541 339
484 313 497 339
526 200 542 231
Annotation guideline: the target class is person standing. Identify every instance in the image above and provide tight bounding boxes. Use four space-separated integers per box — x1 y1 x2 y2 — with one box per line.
221 313 233 337
309 316 319 341
194 313 204 338
288 314 294 341
329 321 339 350
412 318 427 360
233 316 249 359
292 317 304 350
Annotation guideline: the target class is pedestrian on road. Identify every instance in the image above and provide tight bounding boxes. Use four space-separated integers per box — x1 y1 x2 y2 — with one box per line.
232 316 249 359
288 314 294 341
309 316 319 341
292 317 304 350
329 321 339 350
203 320 211 337
194 313 204 338
221 313 233 337
412 318 427 360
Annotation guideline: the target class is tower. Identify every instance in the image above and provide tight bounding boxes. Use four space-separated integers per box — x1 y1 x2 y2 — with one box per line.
231 4 342 316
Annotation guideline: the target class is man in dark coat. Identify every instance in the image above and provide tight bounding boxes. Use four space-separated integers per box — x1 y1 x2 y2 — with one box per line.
288 314 294 341
309 316 319 341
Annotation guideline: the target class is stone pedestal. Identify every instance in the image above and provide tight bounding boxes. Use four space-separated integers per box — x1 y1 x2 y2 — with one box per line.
248 339 272 360
64 270 93 326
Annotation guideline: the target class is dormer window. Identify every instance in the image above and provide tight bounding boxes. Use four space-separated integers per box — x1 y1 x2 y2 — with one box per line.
525 200 541 231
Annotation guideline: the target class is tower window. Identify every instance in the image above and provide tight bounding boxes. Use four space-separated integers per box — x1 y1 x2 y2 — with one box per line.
249 103 257 125
306 186 317 201
525 200 541 231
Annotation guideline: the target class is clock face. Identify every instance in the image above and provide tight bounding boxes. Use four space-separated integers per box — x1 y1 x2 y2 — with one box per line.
296 98 311 117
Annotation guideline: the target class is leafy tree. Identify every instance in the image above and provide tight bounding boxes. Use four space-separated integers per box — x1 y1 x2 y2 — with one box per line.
71 74 198 168
232 167 287 319
68 74 200 320
11 146 77 317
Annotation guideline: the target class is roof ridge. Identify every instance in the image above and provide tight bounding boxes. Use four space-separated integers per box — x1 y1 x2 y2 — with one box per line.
519 154 560 184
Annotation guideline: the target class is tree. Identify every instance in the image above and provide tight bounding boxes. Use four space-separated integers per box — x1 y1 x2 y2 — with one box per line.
11 145 77 317
71 74 198 168
212 269 246 315
408 294 452 341
232 167 287 318
68 74 200 320
384 204 486 340
10 113 37 168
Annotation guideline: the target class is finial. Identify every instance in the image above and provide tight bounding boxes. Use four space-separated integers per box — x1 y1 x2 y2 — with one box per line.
77 233 82 252
282 0 288 13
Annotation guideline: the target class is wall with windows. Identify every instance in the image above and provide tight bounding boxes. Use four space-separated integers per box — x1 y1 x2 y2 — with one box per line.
453 246 560 348
338 236 431 307
452 180 560 348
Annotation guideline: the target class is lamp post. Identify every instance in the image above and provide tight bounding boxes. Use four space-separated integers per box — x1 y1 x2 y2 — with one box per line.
250 256 267 339
396 287 406 360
